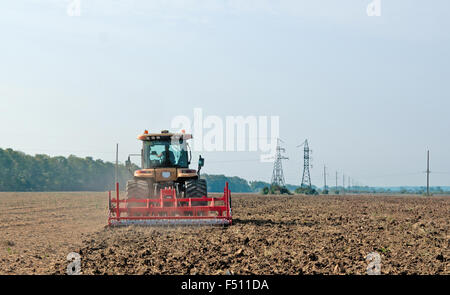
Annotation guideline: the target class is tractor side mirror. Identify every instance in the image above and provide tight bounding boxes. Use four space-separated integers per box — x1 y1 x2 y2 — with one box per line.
125 156 133 176
197 155 204 176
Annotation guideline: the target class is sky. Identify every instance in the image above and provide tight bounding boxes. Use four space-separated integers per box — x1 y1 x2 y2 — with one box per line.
1 0 450 187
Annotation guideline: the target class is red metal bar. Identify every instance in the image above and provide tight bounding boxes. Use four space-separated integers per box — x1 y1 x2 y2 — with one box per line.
112 215 231 220
226 182 232 224
108 183 232 225
174 190 178 208
116 196 227 203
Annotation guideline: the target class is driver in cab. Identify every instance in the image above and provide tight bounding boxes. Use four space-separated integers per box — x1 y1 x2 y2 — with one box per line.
154 146 176 165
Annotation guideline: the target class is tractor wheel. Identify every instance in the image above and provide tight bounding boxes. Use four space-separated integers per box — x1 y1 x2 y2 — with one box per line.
126 179 150 216
185 179 208 206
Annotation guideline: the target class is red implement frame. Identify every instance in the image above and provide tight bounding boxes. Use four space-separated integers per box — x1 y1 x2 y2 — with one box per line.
108 182 232 226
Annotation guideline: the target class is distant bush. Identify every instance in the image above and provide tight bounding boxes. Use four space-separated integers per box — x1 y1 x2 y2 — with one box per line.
295 186 319 195
249 180 269 192
260 184 292 195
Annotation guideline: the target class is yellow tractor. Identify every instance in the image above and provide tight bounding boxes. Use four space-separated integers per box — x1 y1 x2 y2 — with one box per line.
107 130 232 226
125 130 207 204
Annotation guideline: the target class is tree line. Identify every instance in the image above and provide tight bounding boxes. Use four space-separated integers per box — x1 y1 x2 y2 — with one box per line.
202 174 254 193
201 174 304 193
0 148 131 192
0 148 267 192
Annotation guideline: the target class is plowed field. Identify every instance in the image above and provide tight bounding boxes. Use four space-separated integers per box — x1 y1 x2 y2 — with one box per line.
0 192 448 274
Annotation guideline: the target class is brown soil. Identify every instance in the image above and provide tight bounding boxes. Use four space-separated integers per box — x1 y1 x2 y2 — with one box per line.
0 192 107 274
1 192 448 274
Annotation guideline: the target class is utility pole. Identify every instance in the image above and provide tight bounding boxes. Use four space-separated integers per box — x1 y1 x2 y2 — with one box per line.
427 150 430 196
335 171 338 192
271 138 288 187
343 173 345 195
323 165 327 191
115 143 119 191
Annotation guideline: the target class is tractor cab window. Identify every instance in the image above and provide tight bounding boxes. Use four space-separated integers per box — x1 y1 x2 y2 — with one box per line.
144 139 188 168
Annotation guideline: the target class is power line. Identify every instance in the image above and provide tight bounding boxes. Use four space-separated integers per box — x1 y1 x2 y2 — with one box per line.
7 147 117 154
207 159 262 163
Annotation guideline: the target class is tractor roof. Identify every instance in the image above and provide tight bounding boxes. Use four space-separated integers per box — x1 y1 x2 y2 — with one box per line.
137 130 192 141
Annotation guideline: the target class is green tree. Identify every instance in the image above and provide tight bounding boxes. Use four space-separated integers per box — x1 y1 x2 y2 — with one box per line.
0 148 132 192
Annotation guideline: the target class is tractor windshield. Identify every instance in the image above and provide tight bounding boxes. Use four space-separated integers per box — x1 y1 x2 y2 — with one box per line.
143 138 189 168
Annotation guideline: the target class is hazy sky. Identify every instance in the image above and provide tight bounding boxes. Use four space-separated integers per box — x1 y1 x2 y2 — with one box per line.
1 1 449 187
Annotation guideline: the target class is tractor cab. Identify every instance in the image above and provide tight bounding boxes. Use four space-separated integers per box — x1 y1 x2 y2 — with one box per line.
141 131 190 169
125 130 203 197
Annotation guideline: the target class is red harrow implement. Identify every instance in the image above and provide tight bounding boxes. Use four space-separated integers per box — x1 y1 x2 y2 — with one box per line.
108 182 232 226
